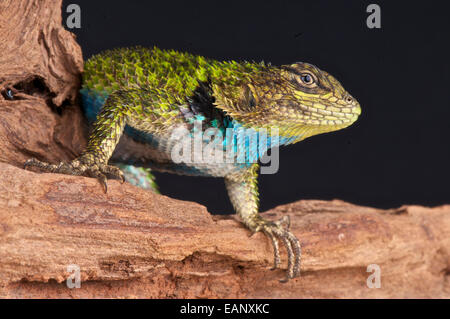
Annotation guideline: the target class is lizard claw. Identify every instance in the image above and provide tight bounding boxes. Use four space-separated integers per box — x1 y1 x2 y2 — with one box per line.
248 224 262 238
100 164 125 183
24 157 124 193
86 168 108 193
254 215 301 282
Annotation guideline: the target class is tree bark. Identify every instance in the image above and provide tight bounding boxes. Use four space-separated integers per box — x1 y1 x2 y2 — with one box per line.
0 0 449 299
0 163 449 298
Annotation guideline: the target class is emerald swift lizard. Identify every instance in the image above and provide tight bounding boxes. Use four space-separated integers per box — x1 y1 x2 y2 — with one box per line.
25 46 361 281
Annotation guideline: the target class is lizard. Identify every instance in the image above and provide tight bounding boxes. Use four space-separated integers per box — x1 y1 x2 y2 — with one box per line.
24 46 361 281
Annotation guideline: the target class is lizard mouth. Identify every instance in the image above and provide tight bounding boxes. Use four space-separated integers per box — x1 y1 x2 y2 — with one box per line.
276 97 361 126
297 102 361 126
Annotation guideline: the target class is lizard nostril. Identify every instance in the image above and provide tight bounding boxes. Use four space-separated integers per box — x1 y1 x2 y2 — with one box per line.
345 96 353 103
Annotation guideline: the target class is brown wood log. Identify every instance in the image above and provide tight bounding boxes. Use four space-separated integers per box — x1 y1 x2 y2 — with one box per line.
0 0 449 299
0 162 449 298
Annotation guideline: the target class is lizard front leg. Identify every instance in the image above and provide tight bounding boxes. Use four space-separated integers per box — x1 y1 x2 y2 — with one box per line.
224 164 301 282
24 90 139 192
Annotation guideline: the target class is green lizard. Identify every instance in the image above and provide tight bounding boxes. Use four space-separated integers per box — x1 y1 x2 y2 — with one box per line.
24 46 361 281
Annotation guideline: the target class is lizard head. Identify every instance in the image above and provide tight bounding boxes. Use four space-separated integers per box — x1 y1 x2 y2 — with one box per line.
266 61 362 142
214 61 361 144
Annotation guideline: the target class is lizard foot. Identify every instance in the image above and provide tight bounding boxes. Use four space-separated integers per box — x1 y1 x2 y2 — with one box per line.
252 215 301 282
24 157 125 193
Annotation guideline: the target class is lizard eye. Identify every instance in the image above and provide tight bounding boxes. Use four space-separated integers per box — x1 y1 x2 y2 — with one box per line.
300 73 314 85
292 72 317 88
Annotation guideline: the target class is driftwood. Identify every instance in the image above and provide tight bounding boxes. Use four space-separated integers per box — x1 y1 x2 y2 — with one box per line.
0 0 449 298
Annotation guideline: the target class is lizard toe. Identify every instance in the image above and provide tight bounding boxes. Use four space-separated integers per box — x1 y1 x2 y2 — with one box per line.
101 164 125 183
86 167 109 193
24 158 83 175
259 216 301 282
24 157 125 193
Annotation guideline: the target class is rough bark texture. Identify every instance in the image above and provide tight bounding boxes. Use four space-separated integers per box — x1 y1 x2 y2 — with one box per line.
0 0 87 168
0 0 83 106
0 162 449 298
0 0 449 299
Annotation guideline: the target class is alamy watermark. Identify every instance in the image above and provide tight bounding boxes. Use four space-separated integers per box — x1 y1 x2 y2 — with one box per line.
169 121 281 174
66 264 81 289
366 264 381 288
65 4 81 29
366 4 381 29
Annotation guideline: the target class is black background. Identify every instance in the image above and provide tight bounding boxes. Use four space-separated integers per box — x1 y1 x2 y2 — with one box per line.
62 0 449 213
